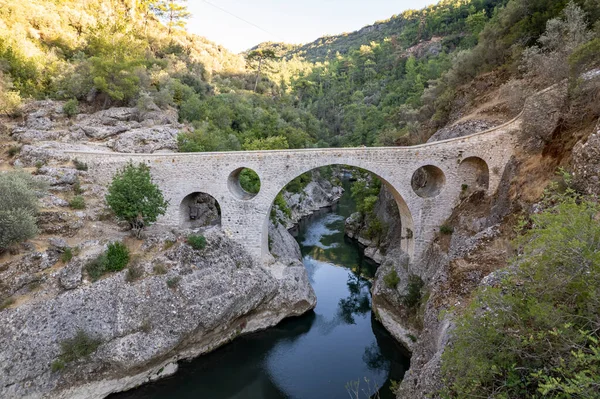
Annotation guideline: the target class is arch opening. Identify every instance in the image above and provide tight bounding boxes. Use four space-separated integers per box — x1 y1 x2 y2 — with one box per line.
411 165 446 198
179 192 222 229
458 157 490 191
228 167 261 200
265 165 415 260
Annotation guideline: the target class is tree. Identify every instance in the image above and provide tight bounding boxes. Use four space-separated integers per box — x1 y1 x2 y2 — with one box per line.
0 171 47 251
105 162 169 238
246 49 278 92
153 0 190 36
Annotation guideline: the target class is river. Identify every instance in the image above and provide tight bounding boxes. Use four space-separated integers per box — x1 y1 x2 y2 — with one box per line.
113 179 410 398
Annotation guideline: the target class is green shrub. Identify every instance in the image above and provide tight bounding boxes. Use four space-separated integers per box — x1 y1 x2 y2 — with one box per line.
125 264 143 282
153 263 167 275
461 184 468 191
73 159 88 171
35 160 44 170
187 234 206 250
383 269 400 289
69 195 86 209
285 172 311 193
105 242 129 272
238 168 260 194
167 276 181 289
63 98 79 117
73 179 84 195
61 247 73 263
441 199 600 398
7 145 20 157
50 359 65 372
273 192 291 218
85 253 108 281
105 162 168 238
0 171 47 251
58 329 101 364
402 275 424 309
162 240 176 250
439 224 454 235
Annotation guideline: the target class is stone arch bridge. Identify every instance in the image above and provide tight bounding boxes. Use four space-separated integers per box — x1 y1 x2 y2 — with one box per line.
67 117 518 265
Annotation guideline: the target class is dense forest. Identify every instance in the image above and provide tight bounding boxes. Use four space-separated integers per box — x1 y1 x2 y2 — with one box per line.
2 0 599 152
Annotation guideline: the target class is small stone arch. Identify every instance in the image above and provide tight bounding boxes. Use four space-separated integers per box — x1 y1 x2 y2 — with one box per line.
263 164 416 259
179 192 222 229
458 157 490 191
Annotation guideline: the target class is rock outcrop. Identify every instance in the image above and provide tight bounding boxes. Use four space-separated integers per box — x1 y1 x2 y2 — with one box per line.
572 119 600 196
0 230 315 399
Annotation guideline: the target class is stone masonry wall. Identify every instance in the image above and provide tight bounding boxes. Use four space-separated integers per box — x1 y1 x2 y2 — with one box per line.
66 116 518 269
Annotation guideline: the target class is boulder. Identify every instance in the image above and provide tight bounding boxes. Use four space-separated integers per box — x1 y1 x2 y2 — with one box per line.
107 126 179 153
268 221 302 261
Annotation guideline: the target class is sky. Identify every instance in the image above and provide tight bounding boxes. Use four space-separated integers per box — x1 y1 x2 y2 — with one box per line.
187 0 436 53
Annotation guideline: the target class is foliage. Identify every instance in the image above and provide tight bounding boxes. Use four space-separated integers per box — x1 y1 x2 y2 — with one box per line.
167 276 181 289
105 162 168 238
61 248 73 263
351 173 381 216
85 253 109 281
273 192 292 219
383 269 400 289
153 263 168 275
7 145 20 157
62 99 79 117
85 242 129 280
285 172 312 193
105 242 130 272
69 195 86 210
125 264 144 283
0 171 47 251
73 159 88 171
187 234 206 250
439 224 454 235
239 168 261 194
441 198 600 398
56 329 101 365
402 275 424 309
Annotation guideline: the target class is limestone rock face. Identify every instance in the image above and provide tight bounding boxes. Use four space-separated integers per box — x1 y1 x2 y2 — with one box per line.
0 230 315 399
572 120 600 196
276 172 343 229
427 119 499 143
107 126 179 153
268 221 302 261
520 83 568 152
344 212 362 239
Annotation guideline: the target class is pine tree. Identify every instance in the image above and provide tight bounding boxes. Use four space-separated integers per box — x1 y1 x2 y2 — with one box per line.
153 0 190 36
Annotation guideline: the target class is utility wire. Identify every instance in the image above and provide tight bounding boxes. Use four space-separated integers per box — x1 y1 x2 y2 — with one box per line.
201 0 282 41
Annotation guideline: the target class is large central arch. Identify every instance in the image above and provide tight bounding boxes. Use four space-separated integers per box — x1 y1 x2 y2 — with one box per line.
259 163 416 260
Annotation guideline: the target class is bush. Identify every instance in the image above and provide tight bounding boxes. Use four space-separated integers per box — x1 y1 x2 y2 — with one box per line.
63 98 79 117
61 247 73 263
73 159 88 171
273 192 291 219
167 276 181 289
69 196 86 209
7 145 20 157
85 253 108 281
0 171 47 251
439 224 454 235
402 275 424 309
441 198 600 398
125 264 143 282
57 329 101 364
187 234 206 250
106 162 168 238
383 269 400 289
105 242 129 272
153 263 167 275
